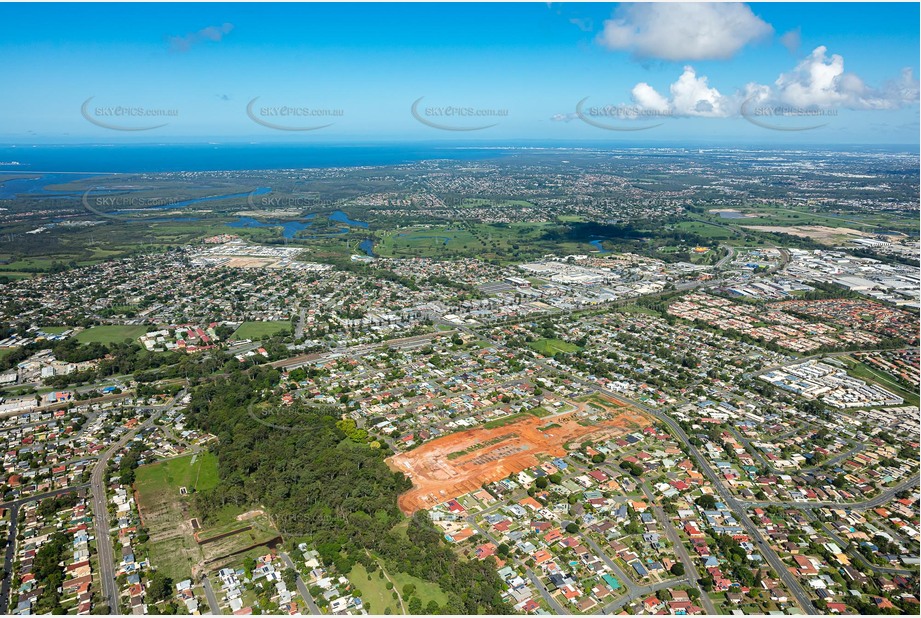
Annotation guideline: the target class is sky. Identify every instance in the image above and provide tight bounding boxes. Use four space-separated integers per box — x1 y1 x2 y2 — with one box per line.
0 2 918 145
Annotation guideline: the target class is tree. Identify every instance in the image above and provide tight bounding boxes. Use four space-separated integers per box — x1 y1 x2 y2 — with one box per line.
695 495 717 510
282 569 298 591
146 571 173 603
565 522 579 534
670 563 686 577
535 477 549 489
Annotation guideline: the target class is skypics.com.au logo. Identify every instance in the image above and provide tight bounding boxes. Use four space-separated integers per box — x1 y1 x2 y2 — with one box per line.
246 97 343 131
81 189 184 220
81 97 178 131
575 97 672 131
740 96 837 131
411 97 508 131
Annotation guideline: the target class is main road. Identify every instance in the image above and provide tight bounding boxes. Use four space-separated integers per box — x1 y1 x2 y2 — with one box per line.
582 383 819 615
738 475 920 511
91 390 186 613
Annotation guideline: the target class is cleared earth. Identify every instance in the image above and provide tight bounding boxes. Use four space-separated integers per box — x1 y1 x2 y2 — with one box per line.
387 394 648 514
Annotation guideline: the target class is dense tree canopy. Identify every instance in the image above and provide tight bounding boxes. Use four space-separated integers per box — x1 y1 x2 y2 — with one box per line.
186 367 510 614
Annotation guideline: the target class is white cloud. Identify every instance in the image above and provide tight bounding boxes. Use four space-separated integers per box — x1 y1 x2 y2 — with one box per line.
628 46 919 117
630 83 669 112
773 46 919 110
669 66 731 116
630 67 731 117
597 3 773 61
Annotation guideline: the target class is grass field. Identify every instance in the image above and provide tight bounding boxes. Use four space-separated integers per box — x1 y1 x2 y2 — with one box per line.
134 452 221 580
39 326 72 335
579 393 626 413
388 570 448 609
372 222 589 263
482 407 551 430
136 451 220 495
348 563 402 615
74 325 148 344
842 356 919 407
671 220 734 240
231 320 291 340
528 338 581 356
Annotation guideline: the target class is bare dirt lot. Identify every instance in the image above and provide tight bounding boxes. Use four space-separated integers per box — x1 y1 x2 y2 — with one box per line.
388 395 648 514
222 256 276 268
741 225 865 244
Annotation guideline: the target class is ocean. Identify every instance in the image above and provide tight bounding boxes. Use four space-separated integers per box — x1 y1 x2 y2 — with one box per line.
0 143 515 174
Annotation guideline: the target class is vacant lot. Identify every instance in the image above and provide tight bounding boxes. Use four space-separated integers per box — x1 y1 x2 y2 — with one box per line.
75 325 147 344
135 452 220 580
528 338 580 356
388 569 448 609
348 563 401 615
231 320 291 340
741 225 865 244
388 395 647 514
39 326 72 335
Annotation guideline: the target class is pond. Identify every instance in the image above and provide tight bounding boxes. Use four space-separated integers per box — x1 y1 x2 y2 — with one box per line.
588 239 609 254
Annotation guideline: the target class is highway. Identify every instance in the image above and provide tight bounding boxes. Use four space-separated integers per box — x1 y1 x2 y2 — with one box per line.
270 331 453 370
640 403 819 614
279 551 321 614
90 390 186 614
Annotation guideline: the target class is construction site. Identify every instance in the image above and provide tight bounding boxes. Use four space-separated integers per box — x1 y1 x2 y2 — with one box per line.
388 394 649 514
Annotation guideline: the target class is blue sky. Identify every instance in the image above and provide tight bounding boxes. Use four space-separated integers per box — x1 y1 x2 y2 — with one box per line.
0 2 917 144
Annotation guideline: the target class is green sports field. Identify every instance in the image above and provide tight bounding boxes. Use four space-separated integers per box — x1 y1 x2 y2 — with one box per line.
231 320 291 340
74 325 148 344
528 338 580 356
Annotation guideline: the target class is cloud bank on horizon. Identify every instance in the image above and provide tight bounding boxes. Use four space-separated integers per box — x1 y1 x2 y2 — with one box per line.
589 3 918 120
